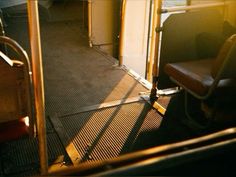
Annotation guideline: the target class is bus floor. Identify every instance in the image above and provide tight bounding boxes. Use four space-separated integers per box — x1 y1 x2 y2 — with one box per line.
2 2 236 176
0 4 169 176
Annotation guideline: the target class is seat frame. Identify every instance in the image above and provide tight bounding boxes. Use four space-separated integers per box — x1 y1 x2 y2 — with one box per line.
166 34 236 130
0 36 35 142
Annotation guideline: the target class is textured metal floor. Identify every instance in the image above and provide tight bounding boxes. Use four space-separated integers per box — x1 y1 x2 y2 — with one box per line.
0 118 72 177
1 2 168 176
5 17 148 117
50 99 163 163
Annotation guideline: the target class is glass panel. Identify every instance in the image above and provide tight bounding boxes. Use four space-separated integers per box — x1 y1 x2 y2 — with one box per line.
162 0 187 23
163 0 187 7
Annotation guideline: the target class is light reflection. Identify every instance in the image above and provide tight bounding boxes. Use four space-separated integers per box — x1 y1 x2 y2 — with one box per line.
23 116 30 127
65 75 140 161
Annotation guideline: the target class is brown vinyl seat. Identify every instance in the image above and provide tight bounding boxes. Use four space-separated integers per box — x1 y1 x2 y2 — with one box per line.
0 117 29 143
164 34 236 129
0 36 34 143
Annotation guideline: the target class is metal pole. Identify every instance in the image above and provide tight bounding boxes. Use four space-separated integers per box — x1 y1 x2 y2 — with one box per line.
145 0 153 80
150 0 162 102
162 2 227 13
147 0 158 82
119 0 127 66
88 0 92 47
27 0 48 174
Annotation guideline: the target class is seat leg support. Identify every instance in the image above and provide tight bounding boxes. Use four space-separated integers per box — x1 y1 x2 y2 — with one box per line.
183 91 210 131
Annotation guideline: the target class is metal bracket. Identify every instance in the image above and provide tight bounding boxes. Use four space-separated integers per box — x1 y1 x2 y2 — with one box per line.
155 26 163 33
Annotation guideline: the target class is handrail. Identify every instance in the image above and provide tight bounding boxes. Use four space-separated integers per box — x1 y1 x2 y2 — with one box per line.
27 0 48 175
0 51 13 66
98 135 236 176
119 0 127 66
88 0 92 47
0 51 24 67
150 0 162 101
162 1 230 13
49 127 236 176
147 0 158 82
0 36 32 77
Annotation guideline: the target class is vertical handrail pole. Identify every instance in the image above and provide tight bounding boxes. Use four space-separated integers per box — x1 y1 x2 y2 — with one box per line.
150 0 162 102
147 0 158 81
162 2 227 13
119 0 127 66
88 0 92 47
27 0 48 174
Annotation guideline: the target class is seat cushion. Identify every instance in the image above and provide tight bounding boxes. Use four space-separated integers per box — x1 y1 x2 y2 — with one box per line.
164 59 214 96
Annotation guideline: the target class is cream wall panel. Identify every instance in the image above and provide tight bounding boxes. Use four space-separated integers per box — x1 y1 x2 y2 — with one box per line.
122 0 150 78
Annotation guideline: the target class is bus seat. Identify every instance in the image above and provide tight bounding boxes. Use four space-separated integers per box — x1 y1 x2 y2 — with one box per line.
0 36 34 142
164 34 236 129
0 117 29 143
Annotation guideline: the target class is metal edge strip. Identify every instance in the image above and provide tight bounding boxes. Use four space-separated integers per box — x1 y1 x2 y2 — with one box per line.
59 96 144 118
141 95 166 115
49 114 82 166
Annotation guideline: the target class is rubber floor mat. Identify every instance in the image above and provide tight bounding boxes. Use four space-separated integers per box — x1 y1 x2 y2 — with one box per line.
51 101 163 163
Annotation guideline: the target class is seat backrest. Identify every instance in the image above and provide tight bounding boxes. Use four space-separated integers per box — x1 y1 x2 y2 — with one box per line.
211 34 236 79
0 36 34 138
158 9 223 89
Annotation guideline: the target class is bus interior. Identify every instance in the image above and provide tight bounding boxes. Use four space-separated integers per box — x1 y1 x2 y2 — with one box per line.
0 0 236 176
